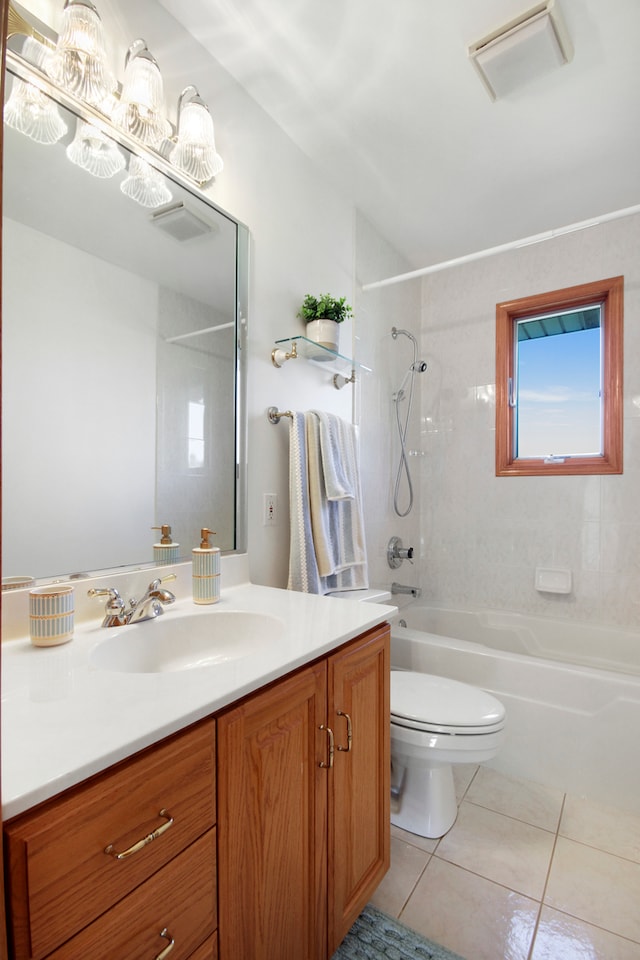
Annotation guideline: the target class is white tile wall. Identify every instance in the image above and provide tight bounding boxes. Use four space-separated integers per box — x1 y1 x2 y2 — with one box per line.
418 212 640 628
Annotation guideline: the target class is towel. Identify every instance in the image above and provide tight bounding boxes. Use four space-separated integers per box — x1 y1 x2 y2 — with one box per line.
288 411 368 594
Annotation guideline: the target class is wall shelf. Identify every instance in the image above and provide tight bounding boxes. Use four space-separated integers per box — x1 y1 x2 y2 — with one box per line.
271 335 371 388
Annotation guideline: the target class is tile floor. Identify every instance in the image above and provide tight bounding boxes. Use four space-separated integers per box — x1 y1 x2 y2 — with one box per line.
370 765 640 960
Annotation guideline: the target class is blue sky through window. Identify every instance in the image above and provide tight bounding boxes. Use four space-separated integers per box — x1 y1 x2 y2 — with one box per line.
516 318 602 458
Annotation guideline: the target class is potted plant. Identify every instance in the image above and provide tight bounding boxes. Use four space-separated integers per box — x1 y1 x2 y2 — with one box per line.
297 293 352 352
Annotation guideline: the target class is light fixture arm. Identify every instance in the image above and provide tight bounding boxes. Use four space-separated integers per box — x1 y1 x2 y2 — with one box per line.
63 0 99 12
7 2 52 46
176 85 210 132
125 38 158 69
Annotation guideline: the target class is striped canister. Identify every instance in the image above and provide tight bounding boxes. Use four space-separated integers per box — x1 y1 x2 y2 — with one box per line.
29 586 74 646
192 547 221 604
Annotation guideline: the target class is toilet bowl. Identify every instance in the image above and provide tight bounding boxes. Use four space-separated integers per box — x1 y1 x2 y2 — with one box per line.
390 670 506 839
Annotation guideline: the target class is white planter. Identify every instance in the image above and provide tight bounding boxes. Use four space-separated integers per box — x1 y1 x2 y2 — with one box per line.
305 318 340 353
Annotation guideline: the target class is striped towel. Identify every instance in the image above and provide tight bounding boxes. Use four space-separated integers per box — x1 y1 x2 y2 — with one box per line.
288 411 368 594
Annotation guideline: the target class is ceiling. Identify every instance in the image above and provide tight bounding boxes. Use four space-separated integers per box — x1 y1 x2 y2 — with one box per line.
156 0 640 273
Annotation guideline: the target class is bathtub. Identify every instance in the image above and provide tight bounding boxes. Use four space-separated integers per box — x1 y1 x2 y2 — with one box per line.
390 605 640 815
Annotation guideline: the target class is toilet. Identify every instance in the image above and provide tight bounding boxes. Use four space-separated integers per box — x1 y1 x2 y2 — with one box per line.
325 589 506 840
390 670 506 838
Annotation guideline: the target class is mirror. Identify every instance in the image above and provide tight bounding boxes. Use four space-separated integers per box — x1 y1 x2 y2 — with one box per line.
2 47 248 582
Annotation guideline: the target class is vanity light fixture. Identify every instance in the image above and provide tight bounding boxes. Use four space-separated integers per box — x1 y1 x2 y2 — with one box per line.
45 0 115 109
6 1 225 186
112 39 171 148
4 36 67 143
66 118 126 178
120 154 173 208
171 85 223 183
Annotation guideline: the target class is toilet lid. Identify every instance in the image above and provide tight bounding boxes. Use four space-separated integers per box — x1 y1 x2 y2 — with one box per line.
391 671 505 729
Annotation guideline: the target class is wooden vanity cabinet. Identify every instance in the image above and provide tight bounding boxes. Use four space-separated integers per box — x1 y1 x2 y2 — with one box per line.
3 624 389 960
4 718 217 960
216 623 390 960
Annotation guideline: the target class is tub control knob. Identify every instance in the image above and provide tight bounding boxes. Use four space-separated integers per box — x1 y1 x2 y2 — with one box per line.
387 536 414 568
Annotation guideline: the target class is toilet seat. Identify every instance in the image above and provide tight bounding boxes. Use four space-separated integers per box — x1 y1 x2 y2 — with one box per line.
390 671 505 736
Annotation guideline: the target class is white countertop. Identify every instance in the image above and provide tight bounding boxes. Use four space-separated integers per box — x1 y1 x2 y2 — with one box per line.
1 579 395 820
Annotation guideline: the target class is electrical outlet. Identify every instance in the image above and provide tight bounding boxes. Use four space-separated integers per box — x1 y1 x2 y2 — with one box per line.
263 493 277 526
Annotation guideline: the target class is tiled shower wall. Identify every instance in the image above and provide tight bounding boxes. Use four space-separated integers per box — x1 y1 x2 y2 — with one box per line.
356 213 422 594
418 211 640 628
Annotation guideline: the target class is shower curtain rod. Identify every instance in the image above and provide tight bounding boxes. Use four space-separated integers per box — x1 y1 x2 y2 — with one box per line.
165 321 235 343
361 202 640 291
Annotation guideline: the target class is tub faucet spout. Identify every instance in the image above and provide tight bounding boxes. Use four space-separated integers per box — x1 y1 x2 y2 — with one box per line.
391 582 421 598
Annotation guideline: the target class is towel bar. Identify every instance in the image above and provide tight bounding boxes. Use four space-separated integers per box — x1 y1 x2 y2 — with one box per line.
267 407 293 424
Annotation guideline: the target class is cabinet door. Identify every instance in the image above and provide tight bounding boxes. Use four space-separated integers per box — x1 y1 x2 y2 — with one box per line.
217 663 327 960
328 625 390 953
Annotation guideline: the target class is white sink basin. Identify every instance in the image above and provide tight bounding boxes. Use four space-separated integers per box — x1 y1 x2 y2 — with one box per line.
89 610 285 674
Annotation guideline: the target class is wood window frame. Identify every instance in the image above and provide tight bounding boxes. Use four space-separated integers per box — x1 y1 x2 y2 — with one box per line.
495 276 624 477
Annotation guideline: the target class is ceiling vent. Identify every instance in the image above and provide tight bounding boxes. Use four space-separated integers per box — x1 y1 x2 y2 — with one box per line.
468 0 573 101
150 201 217 241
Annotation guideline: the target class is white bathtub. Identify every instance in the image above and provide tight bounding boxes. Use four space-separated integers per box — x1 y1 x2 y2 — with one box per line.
390 605 640 815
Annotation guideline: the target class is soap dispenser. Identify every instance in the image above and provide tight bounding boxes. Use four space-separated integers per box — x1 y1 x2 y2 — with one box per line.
192 528 220 604
152 525 179 565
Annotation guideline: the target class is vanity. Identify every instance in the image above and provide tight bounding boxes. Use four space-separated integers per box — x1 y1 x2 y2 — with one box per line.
1 561 393 960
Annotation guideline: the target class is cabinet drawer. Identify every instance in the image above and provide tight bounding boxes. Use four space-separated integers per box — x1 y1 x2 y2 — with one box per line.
5 718 216 960
47 829 217 960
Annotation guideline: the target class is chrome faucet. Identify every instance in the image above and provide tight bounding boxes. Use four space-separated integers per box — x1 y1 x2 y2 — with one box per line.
391 582 422 598
88 576 176 627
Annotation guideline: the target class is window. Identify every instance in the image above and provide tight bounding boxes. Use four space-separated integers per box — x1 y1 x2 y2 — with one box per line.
188 397 205 469
495 276 623 476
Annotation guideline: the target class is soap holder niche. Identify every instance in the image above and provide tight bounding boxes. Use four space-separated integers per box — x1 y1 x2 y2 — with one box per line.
535 567 572 594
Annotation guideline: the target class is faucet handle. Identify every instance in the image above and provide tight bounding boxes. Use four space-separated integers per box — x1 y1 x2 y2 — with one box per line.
87 586 125 613
87 586 129 627
387 536 414 569
146 574 176 603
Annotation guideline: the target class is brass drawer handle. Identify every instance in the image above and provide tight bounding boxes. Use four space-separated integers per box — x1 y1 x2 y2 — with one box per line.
105 809 174 860
155 928 175 960
336 710 353 752
319 725 334 768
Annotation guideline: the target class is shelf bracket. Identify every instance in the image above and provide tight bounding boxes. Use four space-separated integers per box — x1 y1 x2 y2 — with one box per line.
271 341 298 368
333 368 356 390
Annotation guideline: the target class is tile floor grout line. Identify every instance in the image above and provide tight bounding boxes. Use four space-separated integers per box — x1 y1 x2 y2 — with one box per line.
397 852 433 921
429 852 543 903
525 791 567 960
463 797 560 834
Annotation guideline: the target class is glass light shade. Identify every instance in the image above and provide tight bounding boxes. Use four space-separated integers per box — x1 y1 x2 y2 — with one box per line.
171 93 223 182
4 75 68 144
112 41 171 147
120 155 173 208
46 0 115 109
66 119 125 178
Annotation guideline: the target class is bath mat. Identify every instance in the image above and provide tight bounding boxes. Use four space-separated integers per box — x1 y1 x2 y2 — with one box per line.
331 905 466 960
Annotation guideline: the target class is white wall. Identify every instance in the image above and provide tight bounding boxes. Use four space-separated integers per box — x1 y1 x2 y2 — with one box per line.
419 211 640 629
